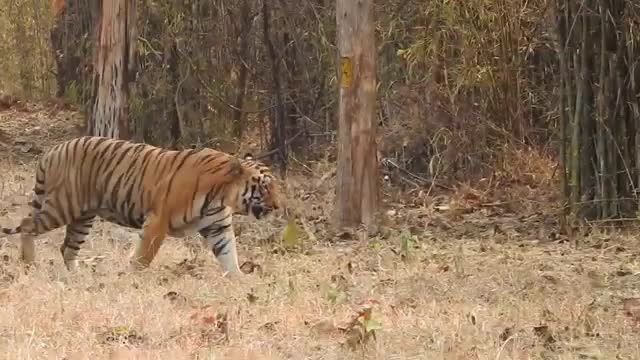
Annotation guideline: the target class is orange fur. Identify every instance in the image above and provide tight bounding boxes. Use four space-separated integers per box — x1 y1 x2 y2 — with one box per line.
2 136 282 273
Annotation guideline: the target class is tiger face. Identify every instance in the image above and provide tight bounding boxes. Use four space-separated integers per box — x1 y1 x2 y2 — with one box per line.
237 157 282 219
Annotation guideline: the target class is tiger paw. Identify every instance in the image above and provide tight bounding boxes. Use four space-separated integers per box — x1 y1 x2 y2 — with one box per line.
221 270 245 281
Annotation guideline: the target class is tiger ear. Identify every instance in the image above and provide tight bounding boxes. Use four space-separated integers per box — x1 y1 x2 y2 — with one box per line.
228 157 244 178
243 153 254 161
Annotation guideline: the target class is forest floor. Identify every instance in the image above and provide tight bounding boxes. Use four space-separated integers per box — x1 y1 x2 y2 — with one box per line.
0 100 639 360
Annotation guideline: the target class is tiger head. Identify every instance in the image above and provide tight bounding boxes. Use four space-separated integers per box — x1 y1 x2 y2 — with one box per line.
233 154 282 220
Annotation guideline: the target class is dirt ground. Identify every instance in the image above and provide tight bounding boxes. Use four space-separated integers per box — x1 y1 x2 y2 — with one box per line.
0 102 639 359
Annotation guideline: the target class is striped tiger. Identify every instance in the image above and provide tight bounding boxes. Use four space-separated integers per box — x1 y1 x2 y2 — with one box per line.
1 136 282 274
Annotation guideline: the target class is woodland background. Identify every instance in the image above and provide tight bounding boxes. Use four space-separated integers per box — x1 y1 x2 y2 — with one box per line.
1 0 558 179
5 0 640 224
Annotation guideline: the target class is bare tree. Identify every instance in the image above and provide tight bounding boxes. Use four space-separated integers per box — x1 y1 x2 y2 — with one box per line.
89 0 136 138
335 0 379 230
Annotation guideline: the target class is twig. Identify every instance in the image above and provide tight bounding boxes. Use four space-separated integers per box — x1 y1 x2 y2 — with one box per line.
173 65 189 142
289 154 315 174
252 130 304 160
382 158 453 190
173 45 276 115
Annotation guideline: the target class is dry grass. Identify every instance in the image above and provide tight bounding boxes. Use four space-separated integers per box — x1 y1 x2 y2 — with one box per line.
0 106 639 359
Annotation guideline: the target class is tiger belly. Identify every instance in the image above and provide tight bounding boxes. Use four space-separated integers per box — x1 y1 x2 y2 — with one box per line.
95 209 145 230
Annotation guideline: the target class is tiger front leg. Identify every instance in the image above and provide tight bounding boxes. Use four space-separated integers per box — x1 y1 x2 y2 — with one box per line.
198 223 241 274
129 213 168 271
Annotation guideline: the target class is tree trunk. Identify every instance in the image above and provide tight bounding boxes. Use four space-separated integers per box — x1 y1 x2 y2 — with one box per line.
231 0 252 139
89 0 136 139
50 0 99 102
262 0 287 176
553 0 569 211
335 0 379 230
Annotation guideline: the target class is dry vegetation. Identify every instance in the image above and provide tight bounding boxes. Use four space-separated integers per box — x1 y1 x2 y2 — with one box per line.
0 0 639 357
0 103 638 359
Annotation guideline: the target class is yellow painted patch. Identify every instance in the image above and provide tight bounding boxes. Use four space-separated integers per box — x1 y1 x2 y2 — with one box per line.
340 57 352 88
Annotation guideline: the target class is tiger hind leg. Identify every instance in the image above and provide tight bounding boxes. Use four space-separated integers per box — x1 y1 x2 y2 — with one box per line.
2 220 36 263
60 215 96 271
8 216 38 265
17 190 80 267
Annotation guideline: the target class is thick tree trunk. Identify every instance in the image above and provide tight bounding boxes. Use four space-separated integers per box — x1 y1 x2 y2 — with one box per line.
89 0 136 139
335 0 379 230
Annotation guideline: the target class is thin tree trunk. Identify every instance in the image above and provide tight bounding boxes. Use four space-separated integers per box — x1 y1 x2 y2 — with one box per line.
596 1 608 218
335 0 379 230
263 0 287 176
554 0 570 209
570 49 582 217
232 0 252 139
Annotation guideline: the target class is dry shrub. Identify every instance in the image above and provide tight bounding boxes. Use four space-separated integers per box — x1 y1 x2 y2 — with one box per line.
379 81 489 182
0 0 55 98
377 0 556 184
493 141 558 187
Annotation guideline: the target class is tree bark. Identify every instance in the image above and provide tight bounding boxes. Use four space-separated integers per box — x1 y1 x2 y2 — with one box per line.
262 0 287 176
89 0 136 139
231 0 252 139
335 0 379 230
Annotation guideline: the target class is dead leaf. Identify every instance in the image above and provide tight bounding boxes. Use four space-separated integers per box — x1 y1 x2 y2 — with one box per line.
99 325 145 346
499 326 514 342
541 273 559 285
202 315 217 325
615 269 632 277
240 260 262 274
337 231 354 240
308 319 337 335
330 274 349 291
622 298 640 325
258 321 279 333
533 324 556 350
163 291 187 304
468 313 476 325
247 290 259 304
438 264 450 272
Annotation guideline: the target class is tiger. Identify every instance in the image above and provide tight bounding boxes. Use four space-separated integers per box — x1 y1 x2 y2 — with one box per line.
1 136 282 274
